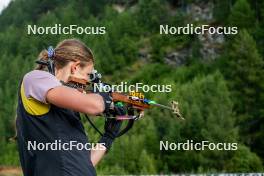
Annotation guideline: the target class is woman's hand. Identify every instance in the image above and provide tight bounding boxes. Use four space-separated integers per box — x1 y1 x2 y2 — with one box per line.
91 105 126 166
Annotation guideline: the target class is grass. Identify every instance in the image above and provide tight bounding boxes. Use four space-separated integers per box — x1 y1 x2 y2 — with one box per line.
0 167 22 176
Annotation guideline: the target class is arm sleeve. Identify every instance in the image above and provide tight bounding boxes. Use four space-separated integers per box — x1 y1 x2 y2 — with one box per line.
23 70 62 104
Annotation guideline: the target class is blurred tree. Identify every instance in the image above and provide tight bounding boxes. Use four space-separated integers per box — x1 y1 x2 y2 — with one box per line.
87 0 108 16
139 71 251 172
214 0 232 23
138 150 157 174
253 1 264 56
225 29 264 161
0 0 64 30
164 72 240 172
225 145 263 172
137 0 169 33
228 0 255 29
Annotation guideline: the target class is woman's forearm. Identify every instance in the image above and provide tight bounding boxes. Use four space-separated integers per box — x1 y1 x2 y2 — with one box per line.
46 86 105 115
90 144 107 166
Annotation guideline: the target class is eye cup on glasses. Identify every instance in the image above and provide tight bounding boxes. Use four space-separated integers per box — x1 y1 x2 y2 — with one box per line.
88 70 102 83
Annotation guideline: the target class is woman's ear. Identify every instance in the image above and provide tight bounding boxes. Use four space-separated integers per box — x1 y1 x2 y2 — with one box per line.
70 61 81 74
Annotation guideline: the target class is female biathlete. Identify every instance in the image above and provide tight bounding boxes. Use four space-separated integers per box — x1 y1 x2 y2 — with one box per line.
16 39 125 176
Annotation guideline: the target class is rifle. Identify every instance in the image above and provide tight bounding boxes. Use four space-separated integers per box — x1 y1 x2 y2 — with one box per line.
35 55 183 136
64 70 184 137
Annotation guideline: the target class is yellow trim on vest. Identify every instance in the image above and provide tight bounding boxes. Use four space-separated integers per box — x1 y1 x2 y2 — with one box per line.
20 82 50 115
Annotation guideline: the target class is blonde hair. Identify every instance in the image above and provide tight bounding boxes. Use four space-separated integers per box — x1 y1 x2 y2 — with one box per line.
36 39 94 71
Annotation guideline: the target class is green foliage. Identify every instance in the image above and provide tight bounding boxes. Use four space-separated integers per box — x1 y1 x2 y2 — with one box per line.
214 0 232 23
0 0 66 31
225 30 264 116
150 34 191 63
95 117 159 174
0 0 263 174
0 142 20 166
226 145 263 172
155 72 239 172
137 0 169 32
224 29 264 160
228 0 255 29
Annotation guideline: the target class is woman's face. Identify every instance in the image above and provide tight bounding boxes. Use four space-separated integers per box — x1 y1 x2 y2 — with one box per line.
71 61 94 81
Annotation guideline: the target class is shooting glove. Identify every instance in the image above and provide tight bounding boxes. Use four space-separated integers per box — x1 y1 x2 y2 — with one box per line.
92 82 113 113
98 92 112 113
98 106 126 150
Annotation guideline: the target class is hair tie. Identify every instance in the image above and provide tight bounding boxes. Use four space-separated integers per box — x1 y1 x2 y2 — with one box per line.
47 46 55 58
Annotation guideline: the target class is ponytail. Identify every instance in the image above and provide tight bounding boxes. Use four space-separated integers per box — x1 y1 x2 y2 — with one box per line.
35 49 49 71
35 39 94 72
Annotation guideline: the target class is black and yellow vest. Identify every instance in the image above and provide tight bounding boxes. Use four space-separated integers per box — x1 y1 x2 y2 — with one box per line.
16 81 96 176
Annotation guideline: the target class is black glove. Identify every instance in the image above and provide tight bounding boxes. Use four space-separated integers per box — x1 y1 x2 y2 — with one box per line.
98 106 126 150
92 82 113 113
97 92 112 113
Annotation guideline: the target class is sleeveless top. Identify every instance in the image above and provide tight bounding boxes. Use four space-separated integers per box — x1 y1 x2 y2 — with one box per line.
16 82 96 176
